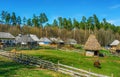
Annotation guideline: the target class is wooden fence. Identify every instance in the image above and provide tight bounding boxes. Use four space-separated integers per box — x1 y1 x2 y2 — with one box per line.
0 51 110 77
58 63 110 77
10 52 58 71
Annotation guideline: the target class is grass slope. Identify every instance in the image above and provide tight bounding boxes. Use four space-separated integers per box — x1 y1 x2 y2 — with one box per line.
20 49 120 77
0 56 69 77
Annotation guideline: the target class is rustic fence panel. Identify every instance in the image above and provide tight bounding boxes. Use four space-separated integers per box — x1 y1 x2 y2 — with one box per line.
0 51 110 77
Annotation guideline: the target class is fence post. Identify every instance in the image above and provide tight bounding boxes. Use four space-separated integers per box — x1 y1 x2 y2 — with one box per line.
111 73 114 77
57 60 59 71
71 64 73 67
9 52 11 59
89 68 91 72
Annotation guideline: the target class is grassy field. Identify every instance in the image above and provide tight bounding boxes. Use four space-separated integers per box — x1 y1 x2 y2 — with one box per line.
19 49 120 77
0 56 69 77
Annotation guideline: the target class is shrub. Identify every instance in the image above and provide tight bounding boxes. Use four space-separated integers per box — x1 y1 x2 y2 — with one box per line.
73 44 83 49
99 50 111 56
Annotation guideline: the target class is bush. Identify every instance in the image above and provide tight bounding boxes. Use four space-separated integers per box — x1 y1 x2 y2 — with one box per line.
99 50 111 56
73 44 83 49
3 47 16 51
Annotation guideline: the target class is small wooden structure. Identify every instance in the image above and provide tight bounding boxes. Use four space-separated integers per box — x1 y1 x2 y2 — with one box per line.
116 44 120 53
84 34 101 56
110 40 120 53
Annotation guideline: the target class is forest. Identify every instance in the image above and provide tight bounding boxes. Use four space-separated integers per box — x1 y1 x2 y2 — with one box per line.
0 10 120 46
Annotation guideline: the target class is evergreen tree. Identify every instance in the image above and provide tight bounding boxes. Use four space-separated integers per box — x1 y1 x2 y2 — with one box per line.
73 18 79 29
58 17 63 29
67 18 73 30
93 14 100 29
27 18 32 26
87 16 94 33
1 11 7 24
16 16 21 25
81 16 87 29
32 14 39 27
5 13 11 24
11 12 17 25
52 19 58 26
63 18 67 29
39 13 48 27
23 16 27 25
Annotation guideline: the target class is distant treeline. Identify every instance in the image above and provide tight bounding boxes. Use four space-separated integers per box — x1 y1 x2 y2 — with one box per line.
0 10 120 46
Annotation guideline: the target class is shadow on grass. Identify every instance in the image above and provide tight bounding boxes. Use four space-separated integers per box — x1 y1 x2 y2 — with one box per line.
0 58 34 77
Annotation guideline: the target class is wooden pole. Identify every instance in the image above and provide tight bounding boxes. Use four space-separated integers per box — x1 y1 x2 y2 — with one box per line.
111 73 114 77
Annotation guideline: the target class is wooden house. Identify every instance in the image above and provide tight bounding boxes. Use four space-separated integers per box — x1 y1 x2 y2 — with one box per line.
110 40 120 52
0 32 15 48
39 37 51 45
65 39 77 45
15 34 39 47
50 37 58 44
84 34 101 56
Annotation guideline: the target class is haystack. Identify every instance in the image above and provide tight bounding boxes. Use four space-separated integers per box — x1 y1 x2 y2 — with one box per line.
84 34 101 56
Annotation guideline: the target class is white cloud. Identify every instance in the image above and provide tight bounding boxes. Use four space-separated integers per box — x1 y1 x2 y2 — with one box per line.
110 4 120 9
107 19 120 26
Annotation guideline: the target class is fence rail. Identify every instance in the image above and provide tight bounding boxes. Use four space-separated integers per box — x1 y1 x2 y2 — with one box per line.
58 63 109 77
0 51 110 77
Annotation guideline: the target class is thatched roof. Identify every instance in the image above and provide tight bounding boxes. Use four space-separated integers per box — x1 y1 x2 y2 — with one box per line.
110 40 120 46
84 34 101 51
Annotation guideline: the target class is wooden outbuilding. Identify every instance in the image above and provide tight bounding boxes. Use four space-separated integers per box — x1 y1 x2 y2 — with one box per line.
116 44 120 53
84 34 101 56
110 40 120 53
0 32 15 48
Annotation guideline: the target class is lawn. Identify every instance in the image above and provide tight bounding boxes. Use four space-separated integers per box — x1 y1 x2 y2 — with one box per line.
19 49 120 77
0 56 69 77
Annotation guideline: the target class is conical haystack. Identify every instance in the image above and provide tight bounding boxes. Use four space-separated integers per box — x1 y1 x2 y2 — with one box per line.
84 34 101 51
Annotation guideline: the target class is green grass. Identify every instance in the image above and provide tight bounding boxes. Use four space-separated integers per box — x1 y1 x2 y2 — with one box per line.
20 49 120 77
0 56 69 77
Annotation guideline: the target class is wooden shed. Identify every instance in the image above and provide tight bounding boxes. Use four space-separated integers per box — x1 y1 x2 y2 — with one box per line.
110 40 120 52
116 44 120 53
84 34 101 56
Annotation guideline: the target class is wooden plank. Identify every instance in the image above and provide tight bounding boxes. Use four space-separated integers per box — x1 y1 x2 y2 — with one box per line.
59 67 90 77
58 63 109 77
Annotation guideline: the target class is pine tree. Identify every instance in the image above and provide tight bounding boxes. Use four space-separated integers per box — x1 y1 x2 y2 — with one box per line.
23 16 27 25
52 19 58 26
27 18 32 26
11 12 17 26
5 13 11 24
16 16 21 25
73 18 79 29
32 14 39 27
1 11 7 24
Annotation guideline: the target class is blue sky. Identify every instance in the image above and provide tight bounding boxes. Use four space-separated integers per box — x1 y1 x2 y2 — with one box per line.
0 0 120 25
